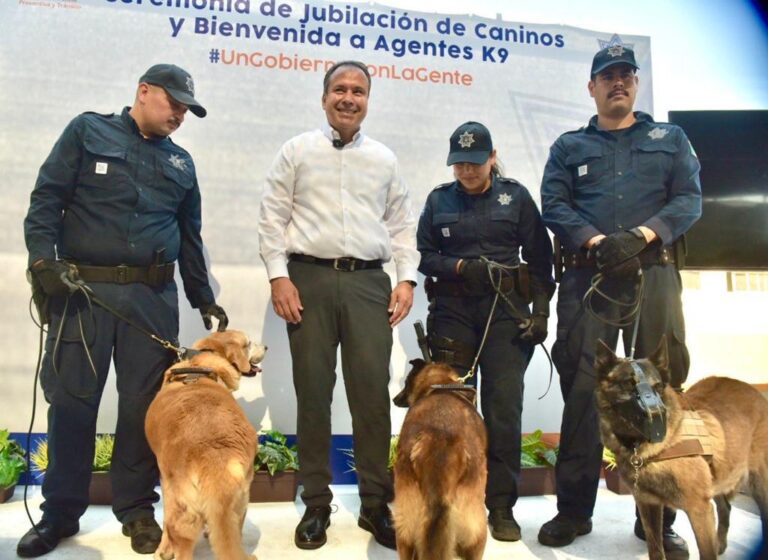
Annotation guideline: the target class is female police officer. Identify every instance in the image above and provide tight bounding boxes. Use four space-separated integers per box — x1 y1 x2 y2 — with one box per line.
416 121 554 541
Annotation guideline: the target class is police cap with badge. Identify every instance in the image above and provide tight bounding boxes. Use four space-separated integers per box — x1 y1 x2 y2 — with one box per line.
447 121 493 166
590 45 639 77
139 63 207 118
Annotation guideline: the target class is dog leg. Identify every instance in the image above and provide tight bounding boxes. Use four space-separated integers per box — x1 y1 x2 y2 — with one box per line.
638 502 665 560
206 496 253 560
685 499 718 560
457 532 487 560
396 538 415 560
748 467 768 549
714 494 731 554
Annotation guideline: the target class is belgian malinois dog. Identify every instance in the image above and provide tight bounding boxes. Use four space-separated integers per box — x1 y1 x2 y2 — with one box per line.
392 359 488 560
595 336 768 560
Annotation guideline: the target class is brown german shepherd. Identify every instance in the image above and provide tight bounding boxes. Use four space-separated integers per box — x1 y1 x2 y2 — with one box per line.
392 359 488 560
595 336 768 560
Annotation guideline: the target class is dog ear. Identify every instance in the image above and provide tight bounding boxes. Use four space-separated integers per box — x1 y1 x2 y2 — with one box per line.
594 339 618 380
648 335 670 385
409 358 426 370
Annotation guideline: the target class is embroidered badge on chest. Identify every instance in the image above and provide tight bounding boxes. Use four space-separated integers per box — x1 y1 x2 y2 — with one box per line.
648 127 669 140
441 227 451 238
497 193 512 206
168 154 187 171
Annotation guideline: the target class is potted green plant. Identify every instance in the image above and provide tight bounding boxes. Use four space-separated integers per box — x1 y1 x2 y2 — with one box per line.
0 430 26 503
340 435 399 474
250 429 300 503
30 434 114 505
602 447 632 494
519 430 558 496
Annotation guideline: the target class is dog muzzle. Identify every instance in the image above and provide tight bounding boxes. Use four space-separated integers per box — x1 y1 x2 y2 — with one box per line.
615 362 667 443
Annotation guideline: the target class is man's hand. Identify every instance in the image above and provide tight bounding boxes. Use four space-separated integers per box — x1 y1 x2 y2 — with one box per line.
520 314 548 345
388 281 414 327
200 302 229 331
603 257 642 279
458 259 488 292
270 277 303 324
30 259 80 296
593 228 647 271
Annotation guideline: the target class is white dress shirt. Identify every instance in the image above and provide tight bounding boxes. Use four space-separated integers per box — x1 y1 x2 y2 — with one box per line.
258 123 419 284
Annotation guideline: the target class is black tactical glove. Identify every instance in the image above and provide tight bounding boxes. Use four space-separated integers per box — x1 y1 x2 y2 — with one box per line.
520 314 548 345
593 228 647 271
603 256 642 279
30 259 80 297
458 259 488 292
200 302 229 332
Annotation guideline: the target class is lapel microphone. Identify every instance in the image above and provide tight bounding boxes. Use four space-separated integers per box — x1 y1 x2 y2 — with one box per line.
332 138 344 149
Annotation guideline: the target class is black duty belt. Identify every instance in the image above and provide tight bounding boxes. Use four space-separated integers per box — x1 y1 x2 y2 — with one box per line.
563 246 675 270
72 263 175 287
289 253 382 272
431 276 516 297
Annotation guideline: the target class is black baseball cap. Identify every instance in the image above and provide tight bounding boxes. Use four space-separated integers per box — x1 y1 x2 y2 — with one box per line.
446 121 493 166
590 45 639 77
139 64 206 118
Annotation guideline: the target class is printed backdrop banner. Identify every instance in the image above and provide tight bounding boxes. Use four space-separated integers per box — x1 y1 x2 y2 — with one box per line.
0 0 652 434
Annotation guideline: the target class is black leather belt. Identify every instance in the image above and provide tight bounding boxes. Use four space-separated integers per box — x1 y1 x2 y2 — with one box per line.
563 246 675 270
72 263 175 287
289 253 382 272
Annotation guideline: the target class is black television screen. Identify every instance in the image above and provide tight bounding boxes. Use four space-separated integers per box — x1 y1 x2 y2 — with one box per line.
667 110 768 270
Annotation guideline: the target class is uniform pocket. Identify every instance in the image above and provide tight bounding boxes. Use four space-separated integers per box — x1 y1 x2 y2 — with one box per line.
80 135 129 189
566 144 606 189
632 141 676 181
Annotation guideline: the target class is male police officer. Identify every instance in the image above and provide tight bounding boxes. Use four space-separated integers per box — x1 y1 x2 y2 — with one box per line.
21 64 227 557
537 46 701 558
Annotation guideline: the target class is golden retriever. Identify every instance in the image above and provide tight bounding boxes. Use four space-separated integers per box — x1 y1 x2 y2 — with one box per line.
392 359 488 560
145 330 265 560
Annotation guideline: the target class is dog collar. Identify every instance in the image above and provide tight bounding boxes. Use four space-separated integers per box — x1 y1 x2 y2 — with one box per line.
167 367 216 385
431 383 477 406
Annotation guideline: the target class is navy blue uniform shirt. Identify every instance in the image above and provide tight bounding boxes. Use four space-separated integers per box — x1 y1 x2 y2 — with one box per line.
24 107 214 307
541 111 702 252
418 175 554 296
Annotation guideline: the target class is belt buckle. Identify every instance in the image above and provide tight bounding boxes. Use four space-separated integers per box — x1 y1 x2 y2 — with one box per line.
333 257 356 272
115 265 129 283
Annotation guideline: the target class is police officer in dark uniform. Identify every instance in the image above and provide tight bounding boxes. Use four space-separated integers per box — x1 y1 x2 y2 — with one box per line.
537 46 701 558
20 64 228 558
417 121 554 542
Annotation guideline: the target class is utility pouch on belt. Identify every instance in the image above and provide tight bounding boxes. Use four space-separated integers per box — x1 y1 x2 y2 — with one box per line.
516 262 531 303
673 234 686 270
27 269 50 325
553 236 564 283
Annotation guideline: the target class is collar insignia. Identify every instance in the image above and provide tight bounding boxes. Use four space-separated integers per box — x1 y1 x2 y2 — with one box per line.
497 193 512 206
648 127 669 140
458 131 475 148
169 154 187 170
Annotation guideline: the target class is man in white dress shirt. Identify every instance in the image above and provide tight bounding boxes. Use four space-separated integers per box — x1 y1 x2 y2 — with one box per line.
258 60 419 551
